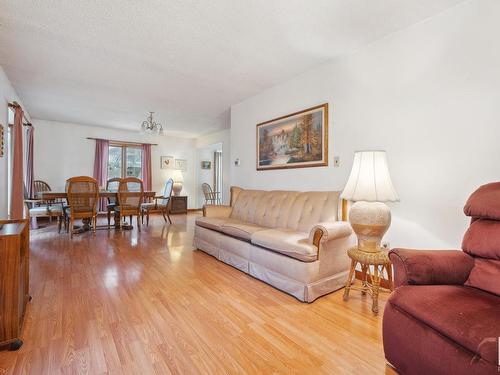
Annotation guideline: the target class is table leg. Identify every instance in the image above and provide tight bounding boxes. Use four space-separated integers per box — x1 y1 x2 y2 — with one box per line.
361 265 369 295
343 259 357 301
372 265 381 314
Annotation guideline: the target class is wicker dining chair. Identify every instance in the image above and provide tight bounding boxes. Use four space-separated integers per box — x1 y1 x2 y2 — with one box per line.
116 177 144 232
66 176 99 238
141 178 173 226
202 183 220 205
106 177 121 229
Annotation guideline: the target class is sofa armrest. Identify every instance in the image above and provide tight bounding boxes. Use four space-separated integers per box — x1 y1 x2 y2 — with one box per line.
202 204 232 218
309 221 353 247
389 249 474 288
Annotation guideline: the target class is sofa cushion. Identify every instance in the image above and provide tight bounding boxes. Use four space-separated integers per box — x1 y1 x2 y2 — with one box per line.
388 285 500 365
462 219 500 260
465 258 500 296
464 181 500 220
221 222 267 241
195 216 228 232
286 191 340 232
251 229 318 262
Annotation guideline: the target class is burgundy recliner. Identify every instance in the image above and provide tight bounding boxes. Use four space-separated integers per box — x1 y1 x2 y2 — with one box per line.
383 182 500 375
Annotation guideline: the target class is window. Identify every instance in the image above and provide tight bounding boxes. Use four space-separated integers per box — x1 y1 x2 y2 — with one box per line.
108 144 142 179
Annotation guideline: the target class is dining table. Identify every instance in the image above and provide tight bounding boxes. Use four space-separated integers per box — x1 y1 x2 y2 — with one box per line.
38 190 157 231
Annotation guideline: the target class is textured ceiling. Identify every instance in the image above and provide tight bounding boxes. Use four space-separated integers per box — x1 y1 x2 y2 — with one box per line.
0 0 463 137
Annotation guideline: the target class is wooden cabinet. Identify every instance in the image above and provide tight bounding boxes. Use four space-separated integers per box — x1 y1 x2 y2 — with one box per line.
0 219 30 350
170 196 188 214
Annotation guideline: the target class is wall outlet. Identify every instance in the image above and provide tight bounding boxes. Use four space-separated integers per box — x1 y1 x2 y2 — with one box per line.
333 156 340 167
234 158 241 167
382 241 390 250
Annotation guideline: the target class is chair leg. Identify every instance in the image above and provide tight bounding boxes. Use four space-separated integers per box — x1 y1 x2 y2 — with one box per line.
147 210 150 226
137 215 141 232
141 211 144 225
70 218 74 239
166 211 172 224
93 216 97 235
58 216 62 233
107 210 111 229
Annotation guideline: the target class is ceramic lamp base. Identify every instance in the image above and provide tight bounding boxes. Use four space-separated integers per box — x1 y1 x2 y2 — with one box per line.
349 201 391 253
172 182 183 196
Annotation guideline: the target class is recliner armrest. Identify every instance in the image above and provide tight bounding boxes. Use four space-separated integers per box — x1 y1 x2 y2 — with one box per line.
309 221 353 247
389 249 474 288
203 204 232 218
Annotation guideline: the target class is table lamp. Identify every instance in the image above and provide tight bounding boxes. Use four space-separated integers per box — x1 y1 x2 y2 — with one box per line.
172 169 184 196
341 151 399 253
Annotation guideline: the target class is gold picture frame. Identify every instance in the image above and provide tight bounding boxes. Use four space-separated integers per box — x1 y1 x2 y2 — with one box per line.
256 103 328 170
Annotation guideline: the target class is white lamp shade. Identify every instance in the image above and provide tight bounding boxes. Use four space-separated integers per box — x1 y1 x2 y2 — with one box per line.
341 150 399 202
172 169 184 183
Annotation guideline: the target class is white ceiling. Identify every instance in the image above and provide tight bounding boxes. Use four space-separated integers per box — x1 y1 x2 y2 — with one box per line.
0 0 463 137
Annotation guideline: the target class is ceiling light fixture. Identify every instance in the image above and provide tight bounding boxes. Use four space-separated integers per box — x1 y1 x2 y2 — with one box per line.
141 111 164 135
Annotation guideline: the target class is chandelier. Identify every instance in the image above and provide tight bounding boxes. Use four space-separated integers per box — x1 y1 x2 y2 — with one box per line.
141 111 164 135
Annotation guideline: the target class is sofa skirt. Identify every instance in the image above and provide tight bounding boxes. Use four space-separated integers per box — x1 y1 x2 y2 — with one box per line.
194 225 349 303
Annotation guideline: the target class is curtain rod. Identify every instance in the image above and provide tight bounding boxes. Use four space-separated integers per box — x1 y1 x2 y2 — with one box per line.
86 137 158 146
8 101 32 126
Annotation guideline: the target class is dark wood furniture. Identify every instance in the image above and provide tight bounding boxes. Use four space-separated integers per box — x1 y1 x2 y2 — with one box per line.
170 195 188 214
106 177 121 228
0 219 30 351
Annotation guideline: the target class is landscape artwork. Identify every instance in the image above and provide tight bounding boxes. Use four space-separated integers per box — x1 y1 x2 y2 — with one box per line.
256 103 328 170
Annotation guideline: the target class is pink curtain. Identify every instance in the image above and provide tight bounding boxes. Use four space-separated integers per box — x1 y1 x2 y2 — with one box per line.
25 126 34 198
93 139 109 211
141 144 152 191
11 107 24 219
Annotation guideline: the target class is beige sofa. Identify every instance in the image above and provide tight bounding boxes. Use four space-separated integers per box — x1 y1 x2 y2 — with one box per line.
193 187 356 302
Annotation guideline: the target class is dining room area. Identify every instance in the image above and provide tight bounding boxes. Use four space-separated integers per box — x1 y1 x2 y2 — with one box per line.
3 102 230 239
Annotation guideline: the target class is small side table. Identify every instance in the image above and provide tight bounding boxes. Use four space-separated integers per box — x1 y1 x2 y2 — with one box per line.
343 247 393 314
170 195 188 214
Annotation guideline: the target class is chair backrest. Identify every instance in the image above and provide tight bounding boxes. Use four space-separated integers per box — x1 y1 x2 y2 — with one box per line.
34 180 51 195
202 183 213 200
106 177 122 204
118 177 144 212
462 182 500 296
66 176 99 216
160 178 174 206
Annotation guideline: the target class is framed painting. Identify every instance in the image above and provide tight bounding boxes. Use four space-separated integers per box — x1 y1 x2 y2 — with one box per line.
160 156 174 169
256 103 328 170
175 158 187 172
201 161 211 169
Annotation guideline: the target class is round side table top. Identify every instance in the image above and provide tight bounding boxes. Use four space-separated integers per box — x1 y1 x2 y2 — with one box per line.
347 247 391 265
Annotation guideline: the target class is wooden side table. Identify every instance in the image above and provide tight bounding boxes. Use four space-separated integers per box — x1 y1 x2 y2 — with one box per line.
343 247 393 314
170 195 188 214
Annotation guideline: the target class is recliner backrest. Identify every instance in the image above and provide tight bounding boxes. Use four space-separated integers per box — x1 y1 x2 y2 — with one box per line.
462 182 500 296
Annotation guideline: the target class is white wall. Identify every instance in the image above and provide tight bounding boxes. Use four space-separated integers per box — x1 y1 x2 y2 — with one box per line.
195 129 231 206
33 119 198 208
0 66 30 217
231 0 500 249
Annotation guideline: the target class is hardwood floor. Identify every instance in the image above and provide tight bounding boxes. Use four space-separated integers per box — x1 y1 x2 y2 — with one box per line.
0 213 396 375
